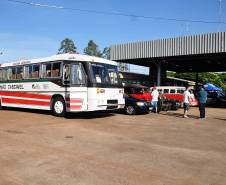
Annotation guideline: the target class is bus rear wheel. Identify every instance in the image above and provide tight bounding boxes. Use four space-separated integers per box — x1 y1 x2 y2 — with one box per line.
52 97 66 117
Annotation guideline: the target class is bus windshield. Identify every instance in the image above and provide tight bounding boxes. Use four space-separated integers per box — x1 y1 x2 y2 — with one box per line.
91 63 119 85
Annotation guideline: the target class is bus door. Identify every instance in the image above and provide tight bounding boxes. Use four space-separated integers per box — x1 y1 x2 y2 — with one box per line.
63 63 88 112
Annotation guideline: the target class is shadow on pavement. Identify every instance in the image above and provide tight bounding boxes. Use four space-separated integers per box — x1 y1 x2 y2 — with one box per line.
3 107 50 115
214 118 226 121
2 107 115 119
65 111 115 119
160 111 200 119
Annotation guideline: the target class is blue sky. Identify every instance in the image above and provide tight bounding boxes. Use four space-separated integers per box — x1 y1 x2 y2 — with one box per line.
0 0 226 73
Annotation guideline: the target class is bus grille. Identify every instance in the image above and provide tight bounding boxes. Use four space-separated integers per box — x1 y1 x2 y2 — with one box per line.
107 100 118 109
107 100 118 104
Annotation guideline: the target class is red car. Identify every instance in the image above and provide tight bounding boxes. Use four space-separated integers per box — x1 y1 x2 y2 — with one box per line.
127 85 151 101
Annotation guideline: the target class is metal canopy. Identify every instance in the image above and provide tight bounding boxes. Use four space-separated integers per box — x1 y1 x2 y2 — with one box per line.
110 32 226 72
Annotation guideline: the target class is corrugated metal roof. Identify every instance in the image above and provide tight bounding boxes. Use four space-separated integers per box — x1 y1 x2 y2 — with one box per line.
110 32 226 61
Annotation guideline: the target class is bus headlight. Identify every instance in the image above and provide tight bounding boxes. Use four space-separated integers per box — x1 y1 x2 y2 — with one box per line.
97 88 105 94
136 102 145 106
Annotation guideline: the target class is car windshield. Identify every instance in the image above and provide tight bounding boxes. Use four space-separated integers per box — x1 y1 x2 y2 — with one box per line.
125 87 149 94
91 63 119 85
135 88 149 94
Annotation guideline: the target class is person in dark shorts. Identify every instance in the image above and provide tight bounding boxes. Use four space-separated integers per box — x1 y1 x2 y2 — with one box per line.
183 102 190 112
198 87 208 119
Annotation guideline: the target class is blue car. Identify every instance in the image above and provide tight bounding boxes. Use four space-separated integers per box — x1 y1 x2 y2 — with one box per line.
124 94 151 115
123 84 151 115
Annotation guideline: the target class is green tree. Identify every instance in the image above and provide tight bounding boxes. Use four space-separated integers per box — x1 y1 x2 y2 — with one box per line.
199 73 226 90
102 47 110 59
84 40 102 57
58 38 77 54
118 63 129 72
168 72 226 90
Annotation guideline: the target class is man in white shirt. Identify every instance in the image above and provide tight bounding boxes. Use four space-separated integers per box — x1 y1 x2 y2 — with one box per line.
151 86 159 113
183 86 192 118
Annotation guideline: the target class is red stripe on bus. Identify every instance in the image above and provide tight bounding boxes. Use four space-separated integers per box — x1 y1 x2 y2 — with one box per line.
70 105 82 109
0 91 51 100
70 99 83 103
2 98 50 106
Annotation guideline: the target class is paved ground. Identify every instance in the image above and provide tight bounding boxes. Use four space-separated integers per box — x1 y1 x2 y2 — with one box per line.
0 107 226 185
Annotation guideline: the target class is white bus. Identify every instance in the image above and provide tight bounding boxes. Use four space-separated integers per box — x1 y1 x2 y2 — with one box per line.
0 53 125 117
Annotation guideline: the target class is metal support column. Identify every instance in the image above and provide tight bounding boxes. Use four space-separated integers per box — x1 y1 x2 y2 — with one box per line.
149 61 166 86
157 61 161 86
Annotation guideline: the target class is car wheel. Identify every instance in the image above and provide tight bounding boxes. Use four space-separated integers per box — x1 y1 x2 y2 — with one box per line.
125 106 136 115
52 97 66 117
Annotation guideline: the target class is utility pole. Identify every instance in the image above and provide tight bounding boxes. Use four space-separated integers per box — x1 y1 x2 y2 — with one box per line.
218 0 223 31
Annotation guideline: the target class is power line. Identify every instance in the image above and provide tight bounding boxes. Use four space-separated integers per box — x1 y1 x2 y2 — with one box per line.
6 0 226 25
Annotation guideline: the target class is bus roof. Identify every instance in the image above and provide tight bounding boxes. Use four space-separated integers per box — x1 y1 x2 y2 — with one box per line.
0 53 118 67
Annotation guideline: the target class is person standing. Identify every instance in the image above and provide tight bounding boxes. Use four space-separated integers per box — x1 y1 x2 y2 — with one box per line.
151 86 159 113
197 87 208 119
183 86 192 118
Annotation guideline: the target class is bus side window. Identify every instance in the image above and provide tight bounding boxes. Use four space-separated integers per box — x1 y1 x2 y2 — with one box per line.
12 67 16 80
42 63 51 78
63 64 70 82
163 89 169 93
52 62 61 77
2 69 7 81
33 65 40 79
16 66 23 80
24 65 32 79
170 89 176 94
24 65 40 79
7 68 13 80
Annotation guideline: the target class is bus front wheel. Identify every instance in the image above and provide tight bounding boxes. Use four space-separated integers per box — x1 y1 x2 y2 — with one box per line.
52 97 66 117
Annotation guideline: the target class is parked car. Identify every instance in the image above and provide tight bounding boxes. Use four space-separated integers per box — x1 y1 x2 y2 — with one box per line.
124 84 151 115
206 90 226 107
123 84 179 115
